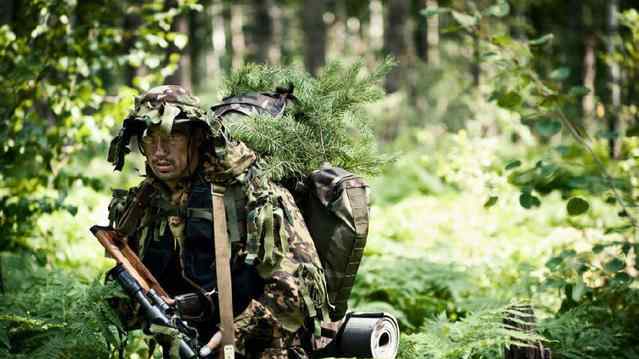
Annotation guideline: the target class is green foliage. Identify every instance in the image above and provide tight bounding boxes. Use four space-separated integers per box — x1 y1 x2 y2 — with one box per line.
351 257 471 331
540 299 639 359
221 59 394 180
398 305 545 359
0 254 125 358
0 0 198 257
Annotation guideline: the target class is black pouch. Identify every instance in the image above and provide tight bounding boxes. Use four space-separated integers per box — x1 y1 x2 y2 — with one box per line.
175 292 213 323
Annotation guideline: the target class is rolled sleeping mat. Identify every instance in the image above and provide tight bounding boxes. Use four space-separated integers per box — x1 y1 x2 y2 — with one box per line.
315 312 400 359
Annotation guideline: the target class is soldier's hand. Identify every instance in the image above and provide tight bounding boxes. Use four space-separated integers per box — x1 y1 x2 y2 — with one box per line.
161 296 176 305
199 331 222 357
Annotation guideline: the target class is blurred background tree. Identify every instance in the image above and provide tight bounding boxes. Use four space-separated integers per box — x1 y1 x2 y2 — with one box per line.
2 0 639 358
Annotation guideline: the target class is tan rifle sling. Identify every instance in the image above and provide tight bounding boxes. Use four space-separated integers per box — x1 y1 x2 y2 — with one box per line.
211 184 235 359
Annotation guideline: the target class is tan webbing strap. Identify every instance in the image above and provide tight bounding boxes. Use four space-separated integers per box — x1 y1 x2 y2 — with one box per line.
211 184 235 359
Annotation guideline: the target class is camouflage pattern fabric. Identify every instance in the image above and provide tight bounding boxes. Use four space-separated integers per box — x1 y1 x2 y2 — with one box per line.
110 173 328 358
107 86 329 358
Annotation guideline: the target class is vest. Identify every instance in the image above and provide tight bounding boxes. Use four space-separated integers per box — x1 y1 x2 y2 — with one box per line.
139 177 264 316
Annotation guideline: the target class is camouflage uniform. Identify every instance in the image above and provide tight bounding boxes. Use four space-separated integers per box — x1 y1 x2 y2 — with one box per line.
108 86 330 358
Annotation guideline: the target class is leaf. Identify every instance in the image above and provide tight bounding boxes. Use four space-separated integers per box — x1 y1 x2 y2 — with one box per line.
571 279 586 302
0 322 9 350
485 1 510 17
451 11 478 28
534 119 562 137
508 168 536 186
592 244 605 254
626 124 639 137
566 197 589 216
491 34 513 47
529 34 554 46
519 193 541 209
549 67 571 80
604 258 625 273
483 196 498 208
568 86 590 97
546 256 563 270
505 160 522 170
596 130 618 139
496 91 522 109
420 6 450 17
604 224 632 234
173 33 188 49
612 272 632 285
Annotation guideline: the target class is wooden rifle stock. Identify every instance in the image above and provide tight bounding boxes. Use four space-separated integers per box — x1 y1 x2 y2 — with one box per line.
90 225 168 298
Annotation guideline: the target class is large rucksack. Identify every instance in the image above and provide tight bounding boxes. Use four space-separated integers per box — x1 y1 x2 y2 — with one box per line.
211 89 370 321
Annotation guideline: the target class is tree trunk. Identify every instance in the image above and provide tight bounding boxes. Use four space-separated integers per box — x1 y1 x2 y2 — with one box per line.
383 0 409 93
367 0 384 54
0 0 14 25
249 0 273 64
189 1 212 91
414 1 428 62
123 11 142 87
302 0 327 75
607 0 621 158
471 32 480 87
425 0 440 65
582 34 596 125
230 3 246 70
269 2 282 64
165 15 192 90
207 0 226 77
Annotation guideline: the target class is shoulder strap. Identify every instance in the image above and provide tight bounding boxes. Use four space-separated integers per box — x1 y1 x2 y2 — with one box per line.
210 184 236 359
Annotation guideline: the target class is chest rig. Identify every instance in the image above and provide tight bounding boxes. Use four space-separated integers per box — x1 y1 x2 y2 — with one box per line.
110 175 262 299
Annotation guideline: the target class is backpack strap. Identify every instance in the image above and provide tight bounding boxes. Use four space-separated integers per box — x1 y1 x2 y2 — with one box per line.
210 183 235 359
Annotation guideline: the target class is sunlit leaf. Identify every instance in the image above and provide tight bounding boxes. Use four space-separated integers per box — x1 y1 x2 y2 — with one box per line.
485 1 510 17
173 33 188 50
546 256 563 270
549 67 571 80
483 196 498 208
451 11 478 29
505 160 522 170
571 279 586 302
604 224 633 234
566 197 589 216
529 34 554 46
496 91 522 109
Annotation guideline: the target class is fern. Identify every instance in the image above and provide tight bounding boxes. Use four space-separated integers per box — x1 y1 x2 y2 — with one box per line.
221 58 395 181
398 305 546 359
0 254 125 358
350 256 473 331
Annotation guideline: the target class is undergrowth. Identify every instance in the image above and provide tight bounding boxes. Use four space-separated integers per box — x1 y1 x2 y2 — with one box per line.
0 254 125 358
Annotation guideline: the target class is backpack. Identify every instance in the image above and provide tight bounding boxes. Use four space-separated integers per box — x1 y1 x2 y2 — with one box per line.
211 89 370 321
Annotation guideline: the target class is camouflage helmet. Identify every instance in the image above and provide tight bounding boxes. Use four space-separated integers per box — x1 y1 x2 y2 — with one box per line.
107 85 214 171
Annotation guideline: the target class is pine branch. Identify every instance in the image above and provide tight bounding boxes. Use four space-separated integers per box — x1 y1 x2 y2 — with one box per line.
222 59 394 181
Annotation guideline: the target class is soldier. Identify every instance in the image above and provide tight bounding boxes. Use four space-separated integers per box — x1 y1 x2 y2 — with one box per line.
107 85 330 358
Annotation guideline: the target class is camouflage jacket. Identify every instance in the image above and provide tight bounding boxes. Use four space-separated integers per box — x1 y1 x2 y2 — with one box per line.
109 160 330 358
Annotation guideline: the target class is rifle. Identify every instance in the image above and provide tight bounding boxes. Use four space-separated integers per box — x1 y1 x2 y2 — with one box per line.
91 225 199 359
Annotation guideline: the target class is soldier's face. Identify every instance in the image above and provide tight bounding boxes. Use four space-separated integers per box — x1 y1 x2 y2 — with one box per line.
142 125 197 186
